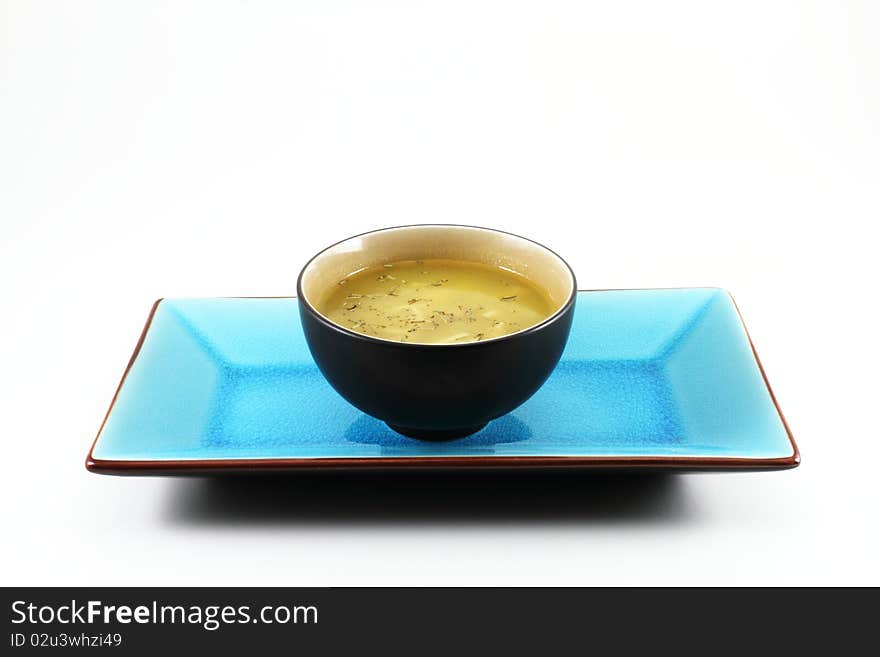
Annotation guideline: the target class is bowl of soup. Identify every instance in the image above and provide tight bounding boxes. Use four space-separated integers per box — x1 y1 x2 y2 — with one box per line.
296 225 577 440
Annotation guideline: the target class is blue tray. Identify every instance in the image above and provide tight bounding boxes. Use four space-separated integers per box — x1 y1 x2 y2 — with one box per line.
87 289 798 474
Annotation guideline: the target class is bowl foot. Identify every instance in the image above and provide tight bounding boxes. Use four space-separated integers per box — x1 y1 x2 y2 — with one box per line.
386 422 488 441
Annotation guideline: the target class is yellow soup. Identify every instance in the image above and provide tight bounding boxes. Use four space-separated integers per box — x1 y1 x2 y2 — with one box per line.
318 259 556 344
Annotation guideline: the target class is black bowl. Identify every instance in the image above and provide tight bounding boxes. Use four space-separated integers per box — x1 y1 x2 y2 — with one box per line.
296 225 577 440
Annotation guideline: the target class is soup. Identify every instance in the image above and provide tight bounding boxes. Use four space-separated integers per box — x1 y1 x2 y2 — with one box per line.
317 258 556 344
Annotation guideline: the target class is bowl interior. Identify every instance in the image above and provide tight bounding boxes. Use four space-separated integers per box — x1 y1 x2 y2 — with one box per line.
299 226 575 322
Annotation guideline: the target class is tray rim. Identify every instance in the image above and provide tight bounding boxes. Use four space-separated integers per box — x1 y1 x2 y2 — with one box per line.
85 289 800 475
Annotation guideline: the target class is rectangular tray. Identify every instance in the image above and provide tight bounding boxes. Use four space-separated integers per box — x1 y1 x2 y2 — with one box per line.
86 289 798 474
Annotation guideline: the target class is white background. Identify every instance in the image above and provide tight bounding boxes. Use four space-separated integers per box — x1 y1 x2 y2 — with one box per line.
1 1 877 585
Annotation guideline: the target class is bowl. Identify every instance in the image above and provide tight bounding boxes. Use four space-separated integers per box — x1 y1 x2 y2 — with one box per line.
296 225 577 440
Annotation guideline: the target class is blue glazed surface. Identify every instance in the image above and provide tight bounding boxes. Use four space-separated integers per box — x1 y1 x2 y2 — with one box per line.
92 290 793 461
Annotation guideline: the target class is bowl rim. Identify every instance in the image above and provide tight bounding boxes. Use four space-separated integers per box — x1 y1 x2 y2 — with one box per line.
296 224 578 349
